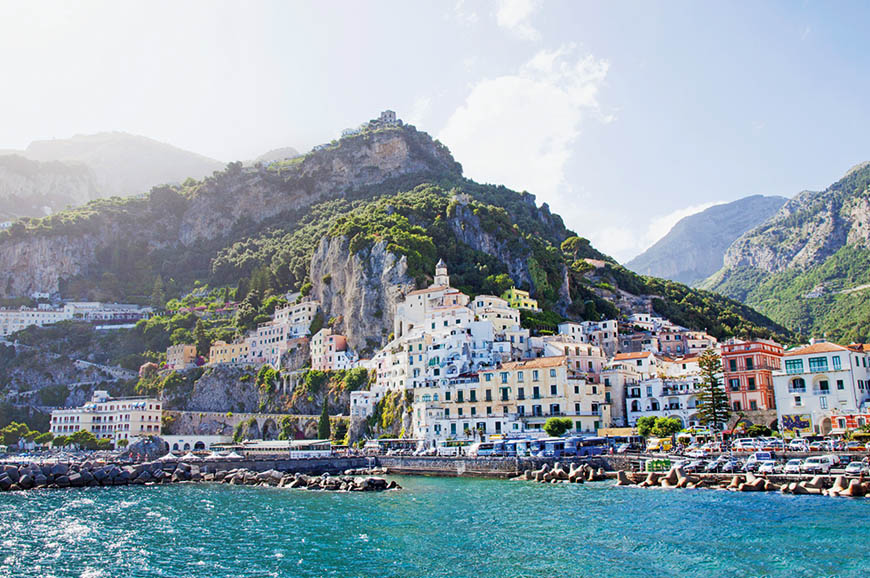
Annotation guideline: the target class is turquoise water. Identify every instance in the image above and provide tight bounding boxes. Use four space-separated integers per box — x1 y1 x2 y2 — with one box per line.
2 476 869 577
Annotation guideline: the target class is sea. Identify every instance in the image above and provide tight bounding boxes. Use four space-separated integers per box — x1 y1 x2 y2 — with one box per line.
1 476 868 577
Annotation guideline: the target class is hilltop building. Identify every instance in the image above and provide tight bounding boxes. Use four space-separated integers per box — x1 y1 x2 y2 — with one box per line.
311 328 356 371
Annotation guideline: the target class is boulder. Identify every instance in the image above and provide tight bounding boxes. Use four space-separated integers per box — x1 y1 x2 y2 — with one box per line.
615 470 632 486
55 475 70 488
838 479 866 498
68 473 84 487
3 465 20 483
0 474 13 491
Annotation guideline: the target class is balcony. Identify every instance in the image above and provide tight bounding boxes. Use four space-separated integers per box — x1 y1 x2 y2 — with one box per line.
788 386 806 393
812 388 831 396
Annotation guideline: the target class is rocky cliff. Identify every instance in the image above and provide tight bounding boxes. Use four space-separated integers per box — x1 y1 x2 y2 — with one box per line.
310 237 414 353
626 195 786 285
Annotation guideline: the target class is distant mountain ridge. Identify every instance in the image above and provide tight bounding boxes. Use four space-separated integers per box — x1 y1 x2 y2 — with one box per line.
0 132 226 220
626 195 787 285
702 162 870 342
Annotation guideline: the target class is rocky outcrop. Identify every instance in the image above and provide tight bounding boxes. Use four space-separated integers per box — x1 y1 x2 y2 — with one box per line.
0 126 461 298
626 195 787 285
310 236 414 353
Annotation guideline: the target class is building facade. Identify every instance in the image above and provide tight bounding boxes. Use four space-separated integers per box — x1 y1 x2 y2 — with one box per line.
721 338 783 427
166 343 197 370
50 391 162 444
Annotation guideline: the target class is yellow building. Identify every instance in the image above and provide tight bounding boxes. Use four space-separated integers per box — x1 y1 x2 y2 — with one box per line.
166 343 197 369
501 287 539 311
208 340 249 365
413 356 610 440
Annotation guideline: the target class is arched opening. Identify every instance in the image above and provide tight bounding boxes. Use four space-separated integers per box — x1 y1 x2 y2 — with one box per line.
650 400 660 411
193 441 206 450
262 418 279 440
183 442 191 451
630 400 640 412
172 443 179 451
820 417 832 436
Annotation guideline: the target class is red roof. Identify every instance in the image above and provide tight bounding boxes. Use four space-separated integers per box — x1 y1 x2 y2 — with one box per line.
783 342 848 357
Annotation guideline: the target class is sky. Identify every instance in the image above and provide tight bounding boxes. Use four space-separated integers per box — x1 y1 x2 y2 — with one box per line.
1 0 869 261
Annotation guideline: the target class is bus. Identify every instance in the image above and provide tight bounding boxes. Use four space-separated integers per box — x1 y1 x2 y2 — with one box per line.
435 439 474 456
363 438 422 455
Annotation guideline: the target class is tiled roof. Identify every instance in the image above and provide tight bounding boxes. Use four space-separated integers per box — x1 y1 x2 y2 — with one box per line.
613 352 653 361
783 342 849 357
406 285 448 296
500 356 567 370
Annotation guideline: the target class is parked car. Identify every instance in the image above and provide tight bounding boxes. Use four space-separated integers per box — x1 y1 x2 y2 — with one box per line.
788 439 809 452
844 442 866 453
615 443 631 454
784 459 803 474
801 456 835 474
809 441 834 452
683 459 706 473
844 461 870 476
731 438 760 452
757 461 782 475
721 458 744 473
705 456 728 472
744 451 775 472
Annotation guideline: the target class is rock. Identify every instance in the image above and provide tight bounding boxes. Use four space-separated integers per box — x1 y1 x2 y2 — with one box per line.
3 465 20 483
55 475 70 488
0 474 13 491
68 472 84 487
615 470 632 486
838 479 866 498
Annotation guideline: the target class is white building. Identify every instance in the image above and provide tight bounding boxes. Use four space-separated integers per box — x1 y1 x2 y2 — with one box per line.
558 320 619 357
773 341 870 435
246 300 321 367
50 390 162 444
471 295 520 333
350 391 376 417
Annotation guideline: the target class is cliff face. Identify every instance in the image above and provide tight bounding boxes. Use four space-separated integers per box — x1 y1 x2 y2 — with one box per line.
310 236 415 353
720 164 870 274
626 195 787 285
0 126 461 297
0 155 99 220
701 162 870 340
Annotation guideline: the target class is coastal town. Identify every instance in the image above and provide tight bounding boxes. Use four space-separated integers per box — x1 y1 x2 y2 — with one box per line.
3 259 868 464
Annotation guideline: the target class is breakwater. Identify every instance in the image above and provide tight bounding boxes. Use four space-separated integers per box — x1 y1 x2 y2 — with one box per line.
377 455 613 478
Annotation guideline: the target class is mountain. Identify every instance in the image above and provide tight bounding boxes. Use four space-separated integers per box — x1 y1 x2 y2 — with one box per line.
702 162 870 342
0 155 99 221
626 195 787 285
251 146 301 165
0 122 788 356
22 132 225 198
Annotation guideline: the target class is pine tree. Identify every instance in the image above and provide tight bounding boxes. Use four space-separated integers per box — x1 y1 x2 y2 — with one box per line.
696 349 730 431
318 398 331 440
150 275 166 309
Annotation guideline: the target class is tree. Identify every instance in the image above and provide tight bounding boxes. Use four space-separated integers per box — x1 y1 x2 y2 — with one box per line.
117 438 129 448
543 416 573 437
318 398 331 440
651 417 683 439
150 275 166 309
696 349 730 431
1 422 31 446
745 424 772 438
52 435 68 447
34 432 53 445
636 416 657 438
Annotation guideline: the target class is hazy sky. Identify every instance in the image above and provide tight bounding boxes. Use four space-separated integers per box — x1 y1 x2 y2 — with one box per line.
2 0 869 261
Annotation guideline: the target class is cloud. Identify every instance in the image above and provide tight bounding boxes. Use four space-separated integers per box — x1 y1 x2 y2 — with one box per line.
496 0 540 41
452 0 479 26
439 45 609 200
407 96 433 127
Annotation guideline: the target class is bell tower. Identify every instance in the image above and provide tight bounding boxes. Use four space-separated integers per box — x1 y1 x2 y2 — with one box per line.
433 258 449 287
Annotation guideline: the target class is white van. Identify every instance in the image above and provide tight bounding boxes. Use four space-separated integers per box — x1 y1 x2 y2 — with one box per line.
800 455 837 474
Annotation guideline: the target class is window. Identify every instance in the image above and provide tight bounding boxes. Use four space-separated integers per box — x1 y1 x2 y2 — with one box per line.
808 357 828 372
469 390 477 402
729 378 740 392
550 384 557 396
550 369 556 378
445 391 451 401
485 389 492 402
646 386 653 397
785 359 804 374
819 396 828 409
733 401 741 411
533 386 541 399
457 408 463 416
470 407 477 416
794 396 802 407
500 372 508 384
457 391 464 403
749 400 758 410
549 403 560 415
532 370 539 381
747 377 756 391
517 372 524 383
832 356 841 370
729 359 737 372
485 373 492 382
817 380 829 393
837 380 844 390
789 378 805 392
745 357 754 370
517 387 525 400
